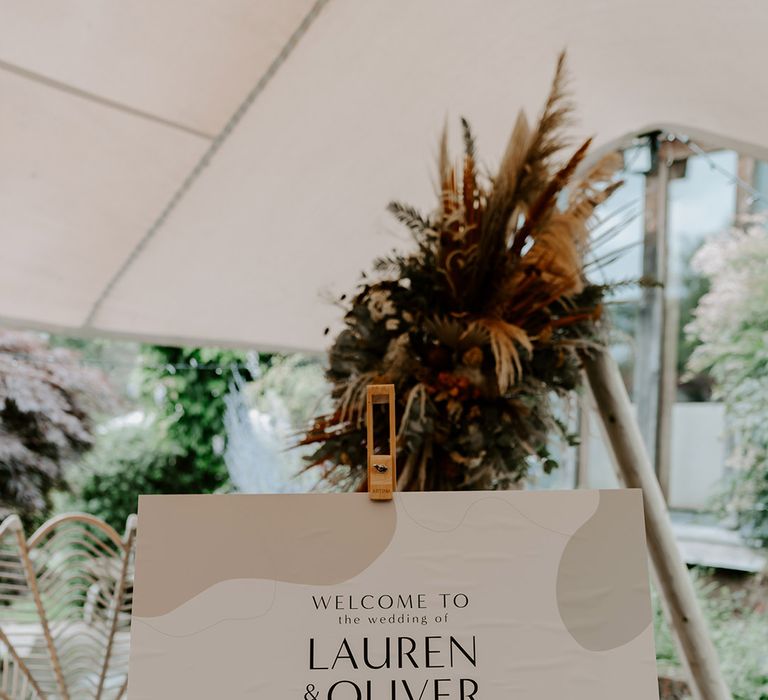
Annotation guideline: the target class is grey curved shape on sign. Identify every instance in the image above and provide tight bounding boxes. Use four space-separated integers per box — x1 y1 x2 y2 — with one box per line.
133 493 397 618
556 489 652 651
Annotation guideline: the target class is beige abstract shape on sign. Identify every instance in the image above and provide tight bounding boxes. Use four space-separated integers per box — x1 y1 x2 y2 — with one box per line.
556 489 652 651
134 493 397 618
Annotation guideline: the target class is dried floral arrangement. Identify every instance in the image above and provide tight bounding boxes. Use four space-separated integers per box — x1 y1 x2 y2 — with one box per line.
301 54 623 491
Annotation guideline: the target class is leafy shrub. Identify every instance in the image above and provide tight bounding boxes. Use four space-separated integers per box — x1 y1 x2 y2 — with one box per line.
687 222 768 546
70 418 183 532
69 346 261 529
138 346 258 489
654 573 768 699
0 331 113 525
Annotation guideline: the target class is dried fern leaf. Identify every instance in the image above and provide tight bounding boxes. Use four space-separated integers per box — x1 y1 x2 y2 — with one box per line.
460 118 479 227
460 117 476 161
387 201 430 235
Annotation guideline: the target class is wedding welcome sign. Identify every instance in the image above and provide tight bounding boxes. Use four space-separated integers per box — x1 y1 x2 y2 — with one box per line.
128 490 659 698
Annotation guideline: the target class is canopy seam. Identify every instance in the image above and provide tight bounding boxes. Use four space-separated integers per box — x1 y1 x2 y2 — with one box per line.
82 0 333 329
0 59 215 140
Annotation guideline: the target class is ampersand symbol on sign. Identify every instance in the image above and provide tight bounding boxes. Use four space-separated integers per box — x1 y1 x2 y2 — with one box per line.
304 684 319 700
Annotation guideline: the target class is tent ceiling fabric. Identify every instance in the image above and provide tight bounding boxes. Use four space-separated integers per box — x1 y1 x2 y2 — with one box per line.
1 0 766 352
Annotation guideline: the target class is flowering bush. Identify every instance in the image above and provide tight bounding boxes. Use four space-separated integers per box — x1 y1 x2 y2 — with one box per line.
686 219 768 546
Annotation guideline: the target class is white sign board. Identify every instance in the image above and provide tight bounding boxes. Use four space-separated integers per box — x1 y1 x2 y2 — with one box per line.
128 490 658 698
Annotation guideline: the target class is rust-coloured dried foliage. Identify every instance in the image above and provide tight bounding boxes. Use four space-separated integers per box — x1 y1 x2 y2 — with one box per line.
301 54 622 491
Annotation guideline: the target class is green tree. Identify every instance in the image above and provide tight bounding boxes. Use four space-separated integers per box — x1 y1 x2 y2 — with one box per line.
0 330 114 527
73 345 262 530
139 346 255 491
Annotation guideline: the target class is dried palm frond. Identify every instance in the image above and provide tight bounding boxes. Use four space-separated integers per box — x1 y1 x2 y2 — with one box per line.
479 318 533 393
510 137 592 256
516 51 574 203
567 152 624 223
467 52 575 308
424 317 486 350
492 110 531 229
522 215 585 297
437 123 459 221
301 52 627 492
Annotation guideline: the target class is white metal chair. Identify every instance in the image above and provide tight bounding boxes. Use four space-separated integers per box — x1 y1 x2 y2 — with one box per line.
0 513 136 699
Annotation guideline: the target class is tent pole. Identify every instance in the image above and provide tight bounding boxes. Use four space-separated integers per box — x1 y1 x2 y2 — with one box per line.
582 348 731 700
633 133 667 484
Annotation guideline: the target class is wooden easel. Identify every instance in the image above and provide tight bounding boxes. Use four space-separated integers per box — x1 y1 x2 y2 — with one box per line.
584 349 731 700
366 367 731 699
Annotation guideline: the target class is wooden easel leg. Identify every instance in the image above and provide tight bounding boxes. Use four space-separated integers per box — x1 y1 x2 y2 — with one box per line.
582 348 732 700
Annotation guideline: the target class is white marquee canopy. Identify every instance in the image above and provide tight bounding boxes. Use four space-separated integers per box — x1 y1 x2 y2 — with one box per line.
1 0 766 352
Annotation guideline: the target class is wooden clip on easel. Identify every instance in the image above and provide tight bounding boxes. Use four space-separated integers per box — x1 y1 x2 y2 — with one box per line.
366 384 397 501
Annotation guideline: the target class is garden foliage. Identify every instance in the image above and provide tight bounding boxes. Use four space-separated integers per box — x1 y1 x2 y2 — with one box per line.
687 220 768 547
